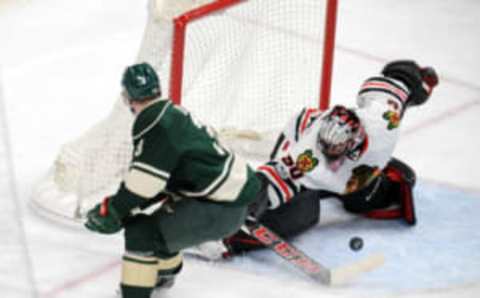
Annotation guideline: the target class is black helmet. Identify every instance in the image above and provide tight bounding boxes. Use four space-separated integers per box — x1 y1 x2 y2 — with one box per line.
121 62 161 102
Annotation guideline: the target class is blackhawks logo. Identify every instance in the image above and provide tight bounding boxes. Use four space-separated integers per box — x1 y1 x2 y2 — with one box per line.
383 111 400 130
383 99 401 130
345 164 381 194
296 150 319 173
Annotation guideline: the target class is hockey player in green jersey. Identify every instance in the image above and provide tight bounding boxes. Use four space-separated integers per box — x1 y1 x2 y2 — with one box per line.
84 62 263 298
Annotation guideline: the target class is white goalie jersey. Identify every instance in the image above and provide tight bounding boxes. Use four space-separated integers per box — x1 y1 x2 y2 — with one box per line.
258 76 411 209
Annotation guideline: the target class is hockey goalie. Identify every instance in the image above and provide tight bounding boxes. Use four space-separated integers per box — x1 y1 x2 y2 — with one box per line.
193 60 439 260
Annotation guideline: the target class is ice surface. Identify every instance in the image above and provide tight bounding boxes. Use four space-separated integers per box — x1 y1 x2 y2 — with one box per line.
0 0 479 297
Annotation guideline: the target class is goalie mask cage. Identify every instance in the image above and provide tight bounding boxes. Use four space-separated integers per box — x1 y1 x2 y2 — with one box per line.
31 0 338 223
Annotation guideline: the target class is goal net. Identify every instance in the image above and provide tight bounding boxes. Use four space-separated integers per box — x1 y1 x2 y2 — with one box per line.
31 0 338 223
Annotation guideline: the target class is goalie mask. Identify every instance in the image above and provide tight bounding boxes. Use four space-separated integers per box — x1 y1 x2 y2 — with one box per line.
121 62 161 102
317 105 367 162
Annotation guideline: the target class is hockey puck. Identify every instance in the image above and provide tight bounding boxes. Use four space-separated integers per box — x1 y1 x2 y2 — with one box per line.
349 237 363 251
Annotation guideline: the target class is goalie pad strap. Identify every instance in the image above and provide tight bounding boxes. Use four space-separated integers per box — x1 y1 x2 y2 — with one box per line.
400 180 416 225
364 183 415 225
365 207 402 220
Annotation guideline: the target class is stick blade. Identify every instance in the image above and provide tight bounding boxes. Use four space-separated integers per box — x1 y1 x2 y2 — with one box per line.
330 253 385 286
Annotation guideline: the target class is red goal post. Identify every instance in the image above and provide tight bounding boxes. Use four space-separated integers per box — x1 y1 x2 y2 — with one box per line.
30 0 339 223
170 0 338 108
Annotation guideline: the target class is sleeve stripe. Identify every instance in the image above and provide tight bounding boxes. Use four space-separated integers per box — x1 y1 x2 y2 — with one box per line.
360 79 409 103
372 76 409 92
362 81 409 101
294 108 306 142
267 184 283 208
125 168 167 199
358 87 405 107
284 178 299 202
281 140 290 152
178 151 234 198
258 165 293 201
299 108 317 134
131 162 170 180
207 154 248 202
270 133 286 160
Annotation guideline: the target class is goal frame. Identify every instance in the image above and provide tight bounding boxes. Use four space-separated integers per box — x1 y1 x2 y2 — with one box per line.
169 0 338 109
30 0 340 224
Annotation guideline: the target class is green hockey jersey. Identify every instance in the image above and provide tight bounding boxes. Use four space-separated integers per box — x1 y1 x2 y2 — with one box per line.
111 99 260 216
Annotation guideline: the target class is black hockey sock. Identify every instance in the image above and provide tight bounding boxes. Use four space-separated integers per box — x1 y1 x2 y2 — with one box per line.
120 284 153 298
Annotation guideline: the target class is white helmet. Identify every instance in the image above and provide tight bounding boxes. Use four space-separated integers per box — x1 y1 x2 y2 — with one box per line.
317 105 367 161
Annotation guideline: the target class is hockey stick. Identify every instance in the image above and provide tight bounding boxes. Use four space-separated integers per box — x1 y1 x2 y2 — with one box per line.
244 220 331 284
126 195 384 285
243 220 385 286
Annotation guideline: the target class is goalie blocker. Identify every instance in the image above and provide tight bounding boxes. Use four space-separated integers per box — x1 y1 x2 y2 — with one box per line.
221 157 416 258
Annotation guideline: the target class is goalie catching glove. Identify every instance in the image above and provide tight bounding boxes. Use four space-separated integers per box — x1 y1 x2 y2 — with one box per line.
85 197 123 234
341 158 417 225
382 60 438 107
364 158 417 225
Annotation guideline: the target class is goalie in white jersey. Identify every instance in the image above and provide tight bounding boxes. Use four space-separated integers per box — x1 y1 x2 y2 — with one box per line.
195 60 439 259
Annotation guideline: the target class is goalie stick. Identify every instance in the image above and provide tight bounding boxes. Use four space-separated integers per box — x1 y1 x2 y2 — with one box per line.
243 220 385 286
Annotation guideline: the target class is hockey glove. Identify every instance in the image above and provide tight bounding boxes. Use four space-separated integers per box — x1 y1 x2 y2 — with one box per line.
382 60 438 107
222 229 266 258
85 197 123 234
246 174 272 222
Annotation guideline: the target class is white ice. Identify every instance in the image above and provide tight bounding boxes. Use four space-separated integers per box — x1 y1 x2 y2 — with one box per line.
0 0 479 297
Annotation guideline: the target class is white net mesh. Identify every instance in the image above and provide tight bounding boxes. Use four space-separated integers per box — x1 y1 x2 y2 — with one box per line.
176 0 326 131
31 0 333 222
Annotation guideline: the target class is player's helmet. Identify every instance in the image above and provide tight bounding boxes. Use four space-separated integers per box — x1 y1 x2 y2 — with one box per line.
121 62 161 102
317 105 367 161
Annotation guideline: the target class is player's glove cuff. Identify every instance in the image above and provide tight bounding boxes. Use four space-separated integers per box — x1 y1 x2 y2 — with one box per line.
85 197 123 234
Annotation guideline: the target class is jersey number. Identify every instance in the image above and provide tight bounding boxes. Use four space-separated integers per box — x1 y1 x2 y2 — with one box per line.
281 155 304 179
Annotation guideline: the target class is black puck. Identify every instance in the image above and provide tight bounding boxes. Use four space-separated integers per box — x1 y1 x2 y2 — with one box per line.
349 237 363 251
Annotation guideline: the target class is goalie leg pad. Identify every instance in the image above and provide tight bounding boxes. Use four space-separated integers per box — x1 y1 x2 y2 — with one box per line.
223 192 321 257
341 158 416 225
260 190 321 237
364 157 417 225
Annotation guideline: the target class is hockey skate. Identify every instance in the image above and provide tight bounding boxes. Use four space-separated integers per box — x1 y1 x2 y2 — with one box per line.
150 275 176 297
115 274 176 298
184 240 229 261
